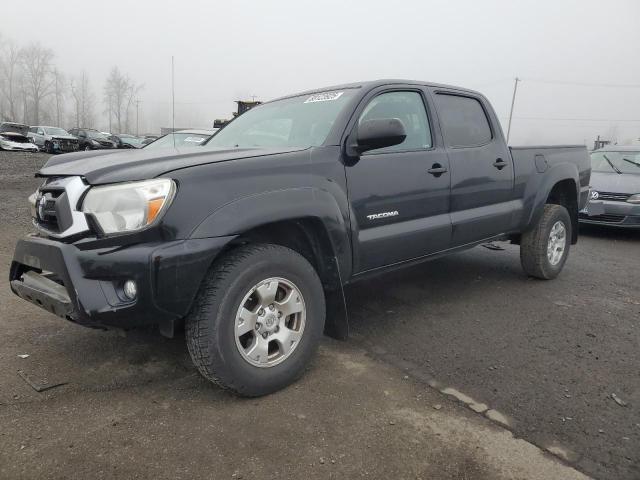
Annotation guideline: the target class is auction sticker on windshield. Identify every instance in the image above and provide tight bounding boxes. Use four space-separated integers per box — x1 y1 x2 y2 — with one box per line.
304 91 344 103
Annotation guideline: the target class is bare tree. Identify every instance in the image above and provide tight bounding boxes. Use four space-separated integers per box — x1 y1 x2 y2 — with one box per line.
53 68 66 126
0 37 24 121
21 42 56 124
104 66 142 133
70 72 95 128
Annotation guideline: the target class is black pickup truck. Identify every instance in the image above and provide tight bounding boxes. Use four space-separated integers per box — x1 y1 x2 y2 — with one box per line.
10 80 590 396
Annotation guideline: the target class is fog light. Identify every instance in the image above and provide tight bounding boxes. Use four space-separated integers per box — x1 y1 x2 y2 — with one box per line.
123 280 137 300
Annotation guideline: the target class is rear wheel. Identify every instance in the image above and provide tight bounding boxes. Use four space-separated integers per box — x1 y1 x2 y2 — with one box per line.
520 204 571 279
185 243 325 397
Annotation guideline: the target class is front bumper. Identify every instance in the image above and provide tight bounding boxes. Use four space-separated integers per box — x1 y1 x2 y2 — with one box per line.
579 199 640 228
52 141 79 153
10 235 234 329
1 141 39 152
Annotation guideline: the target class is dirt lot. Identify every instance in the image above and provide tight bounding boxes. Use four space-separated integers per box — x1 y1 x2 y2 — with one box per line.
0 151 637 479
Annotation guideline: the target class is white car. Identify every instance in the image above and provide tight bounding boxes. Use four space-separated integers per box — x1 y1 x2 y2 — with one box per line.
0 123 39 153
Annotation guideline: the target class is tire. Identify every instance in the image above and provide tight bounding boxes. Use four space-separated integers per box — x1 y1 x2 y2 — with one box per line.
185 243 326 397
84 145 91 151
520 204 571 280
45 141 53 154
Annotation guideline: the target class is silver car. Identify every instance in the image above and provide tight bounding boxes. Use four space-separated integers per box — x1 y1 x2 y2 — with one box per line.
579 146 640 228
28 126 79 154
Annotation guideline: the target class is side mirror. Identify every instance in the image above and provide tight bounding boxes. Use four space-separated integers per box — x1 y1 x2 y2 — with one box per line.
355 118 406 154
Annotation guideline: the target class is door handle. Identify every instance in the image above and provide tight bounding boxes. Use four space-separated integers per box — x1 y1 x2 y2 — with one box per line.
493 158 508 170
427 163 448 177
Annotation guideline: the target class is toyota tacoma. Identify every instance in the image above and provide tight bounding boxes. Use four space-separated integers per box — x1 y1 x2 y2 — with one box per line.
10 80 590 396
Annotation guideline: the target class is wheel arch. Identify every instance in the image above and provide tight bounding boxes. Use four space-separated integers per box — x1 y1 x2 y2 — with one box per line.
546 178 579 244
190 188 351 339
524 164 580 245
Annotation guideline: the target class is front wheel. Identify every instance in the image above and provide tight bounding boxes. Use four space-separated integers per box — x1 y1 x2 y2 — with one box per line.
185 243 325 397
520 204 571 280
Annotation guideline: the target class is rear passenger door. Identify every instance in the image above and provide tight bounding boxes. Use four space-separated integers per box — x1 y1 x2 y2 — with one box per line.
345 87 452 273
433 90 515 246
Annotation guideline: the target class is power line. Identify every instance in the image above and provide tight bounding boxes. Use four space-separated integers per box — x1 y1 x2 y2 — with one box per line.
520 78 640 89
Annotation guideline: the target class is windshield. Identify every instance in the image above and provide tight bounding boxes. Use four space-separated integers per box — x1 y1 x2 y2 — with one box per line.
86 130 107 139
144 132 211 149
44 127 69 136
121 136 142 146
591 150 640 175
206 89 356 149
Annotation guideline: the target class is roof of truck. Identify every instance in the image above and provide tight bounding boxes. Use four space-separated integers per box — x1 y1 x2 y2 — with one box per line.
273 79 482 102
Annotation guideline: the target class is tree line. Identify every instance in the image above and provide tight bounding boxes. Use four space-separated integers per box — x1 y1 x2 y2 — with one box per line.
0 33 143 134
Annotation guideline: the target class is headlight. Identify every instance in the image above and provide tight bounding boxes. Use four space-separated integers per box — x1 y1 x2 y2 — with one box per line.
91 139 100 146
82 179 175 234
627 194 640 204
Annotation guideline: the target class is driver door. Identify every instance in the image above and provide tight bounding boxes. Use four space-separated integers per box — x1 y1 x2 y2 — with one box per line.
345 88 452 273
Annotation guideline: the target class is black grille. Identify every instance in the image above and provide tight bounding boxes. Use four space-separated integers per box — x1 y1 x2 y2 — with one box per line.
597 192 631 202
579 213 626 223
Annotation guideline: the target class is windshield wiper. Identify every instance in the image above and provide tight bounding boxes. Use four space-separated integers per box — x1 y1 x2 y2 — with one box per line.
621 157 640 169
602 154 622 174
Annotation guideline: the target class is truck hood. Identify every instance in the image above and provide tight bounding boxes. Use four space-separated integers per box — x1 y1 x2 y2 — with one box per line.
590 171 640 195
38 146 308 184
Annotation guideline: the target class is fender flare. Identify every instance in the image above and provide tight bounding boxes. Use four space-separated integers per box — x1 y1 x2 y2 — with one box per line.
190 187 352 340
525 162 580 233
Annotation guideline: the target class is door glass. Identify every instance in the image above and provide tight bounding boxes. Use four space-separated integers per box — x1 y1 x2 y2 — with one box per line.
358 91 432 154
435 94 492 147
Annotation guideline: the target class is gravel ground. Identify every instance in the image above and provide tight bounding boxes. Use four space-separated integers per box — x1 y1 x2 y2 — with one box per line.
0 150 637 479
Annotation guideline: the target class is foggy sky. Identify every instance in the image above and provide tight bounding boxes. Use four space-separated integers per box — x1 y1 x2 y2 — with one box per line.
2 0 639 145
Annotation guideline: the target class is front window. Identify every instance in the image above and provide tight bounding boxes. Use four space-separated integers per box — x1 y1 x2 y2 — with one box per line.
591 151 640 175
86 130 107 140
44 127 70 136
206 89 357 149
121 136 143 147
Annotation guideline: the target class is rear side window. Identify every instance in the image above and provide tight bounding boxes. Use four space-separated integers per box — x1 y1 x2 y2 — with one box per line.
435 94 492 147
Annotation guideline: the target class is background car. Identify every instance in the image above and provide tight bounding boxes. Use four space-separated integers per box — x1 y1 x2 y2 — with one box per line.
68 128 117 150
579 146 640 228
143 129 216 149
27 126 79 153
0 122 39 152
109 134 144 149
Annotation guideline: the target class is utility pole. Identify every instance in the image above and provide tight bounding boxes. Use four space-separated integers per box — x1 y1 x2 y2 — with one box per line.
171 56 175 136
506 77 520 144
